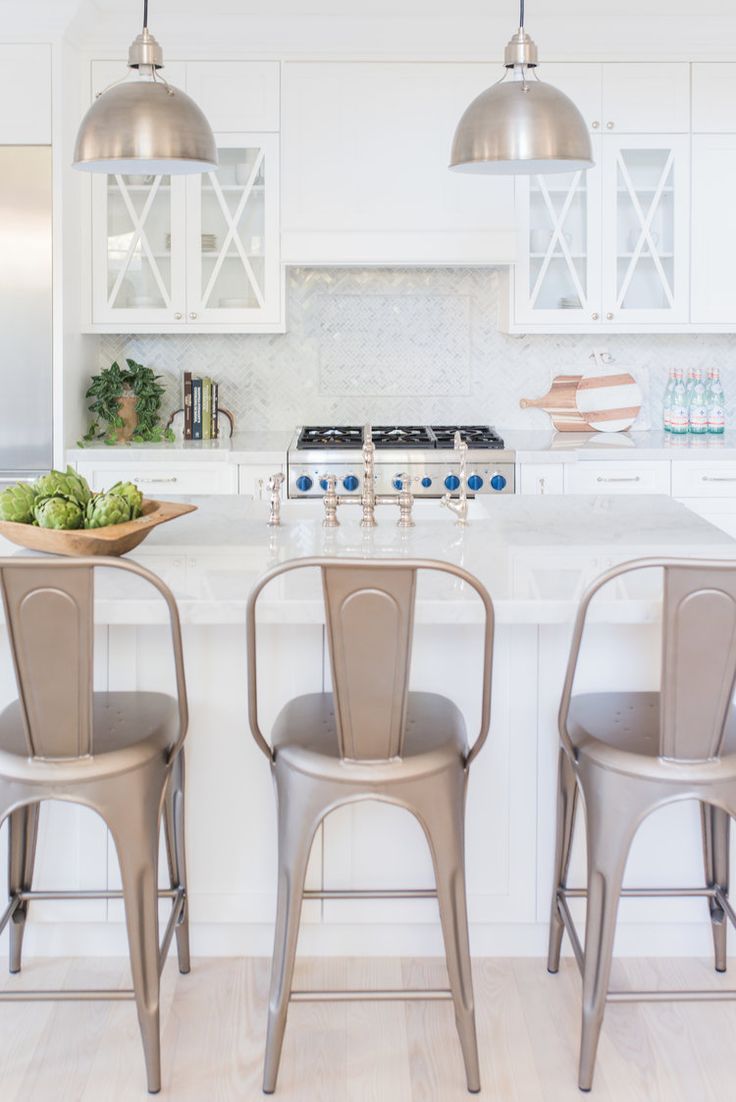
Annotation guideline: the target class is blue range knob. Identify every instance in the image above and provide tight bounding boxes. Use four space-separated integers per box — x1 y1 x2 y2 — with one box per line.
319 478 329 491
421 476 432 488
392 477 404 490
444 474 461 492
490 473 507 492
295 475 313 492
467 474 483 492
343 475 359 492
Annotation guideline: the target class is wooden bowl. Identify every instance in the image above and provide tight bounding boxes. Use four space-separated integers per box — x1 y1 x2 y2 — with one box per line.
0 499 197 557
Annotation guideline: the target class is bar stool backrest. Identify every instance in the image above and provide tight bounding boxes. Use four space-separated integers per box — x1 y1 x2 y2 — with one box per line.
560 558 736 764
247 557 495 765
0 556 187 761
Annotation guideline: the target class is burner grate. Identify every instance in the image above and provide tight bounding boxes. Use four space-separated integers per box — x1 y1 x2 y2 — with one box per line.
371 425 434 449
430 425 505 449
297 426 364 449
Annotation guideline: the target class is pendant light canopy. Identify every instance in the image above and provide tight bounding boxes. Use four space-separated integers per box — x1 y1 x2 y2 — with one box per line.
73 0 217 175
450 1 593 175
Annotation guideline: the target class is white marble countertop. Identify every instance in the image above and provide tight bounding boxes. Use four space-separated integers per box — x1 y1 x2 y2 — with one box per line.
68 429 736 467
15 494 732 628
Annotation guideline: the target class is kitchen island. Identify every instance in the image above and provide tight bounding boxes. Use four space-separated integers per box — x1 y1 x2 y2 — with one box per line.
0 493 734 960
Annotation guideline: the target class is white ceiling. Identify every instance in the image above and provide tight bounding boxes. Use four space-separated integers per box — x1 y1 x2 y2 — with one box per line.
48 0 736 18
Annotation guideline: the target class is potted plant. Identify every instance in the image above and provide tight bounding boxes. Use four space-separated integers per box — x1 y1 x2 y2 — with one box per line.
80 359 175 446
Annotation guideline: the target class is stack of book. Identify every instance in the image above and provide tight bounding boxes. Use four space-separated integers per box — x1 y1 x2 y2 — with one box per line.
183 373 220 440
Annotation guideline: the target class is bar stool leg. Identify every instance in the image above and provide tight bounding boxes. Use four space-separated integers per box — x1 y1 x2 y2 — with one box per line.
263 778 324 1095
164 751 191 975
8 802 40 974
701 803 730 973
548 749 578 974
107 773 166 1095
578 779 641 1093
412 771 480 1094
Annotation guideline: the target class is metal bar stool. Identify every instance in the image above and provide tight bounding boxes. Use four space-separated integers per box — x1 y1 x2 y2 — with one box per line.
548 557 736 1091
0 557 190 1094
246 556 495 1094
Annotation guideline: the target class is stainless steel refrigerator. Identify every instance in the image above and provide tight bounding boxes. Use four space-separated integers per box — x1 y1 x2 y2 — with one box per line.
0 146 52 485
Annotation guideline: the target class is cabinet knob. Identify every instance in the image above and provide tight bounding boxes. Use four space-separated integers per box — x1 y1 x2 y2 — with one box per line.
592 312 600 320
189 312 198 320
591 120 600 129
606 311 614 320
174 312 182 320
606 121 614 129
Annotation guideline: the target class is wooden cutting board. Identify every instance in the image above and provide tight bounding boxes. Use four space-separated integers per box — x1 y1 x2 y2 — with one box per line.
575 372 642 432
519 375 593 432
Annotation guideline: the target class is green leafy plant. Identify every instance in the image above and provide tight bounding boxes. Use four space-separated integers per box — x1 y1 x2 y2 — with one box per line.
80 359 175 446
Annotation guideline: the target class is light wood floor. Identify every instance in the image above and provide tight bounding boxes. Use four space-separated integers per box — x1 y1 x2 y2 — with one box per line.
0 956 735 1100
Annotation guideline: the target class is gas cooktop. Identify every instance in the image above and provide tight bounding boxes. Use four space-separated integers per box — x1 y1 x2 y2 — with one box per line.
295 425 505 450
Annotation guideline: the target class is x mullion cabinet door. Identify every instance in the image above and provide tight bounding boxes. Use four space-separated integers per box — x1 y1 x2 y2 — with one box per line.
185 133 281 329
91 171 187 327
601 133 690 324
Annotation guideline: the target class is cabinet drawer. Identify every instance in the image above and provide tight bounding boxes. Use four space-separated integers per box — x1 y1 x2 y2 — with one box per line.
564 461 670 495
75 463 237 496
519 464 565 496
672 462 736 499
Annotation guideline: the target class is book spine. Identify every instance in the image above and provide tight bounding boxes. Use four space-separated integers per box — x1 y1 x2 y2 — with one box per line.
192 378 203 441
202 378 212 441
183 372 192 440
211 381 219 439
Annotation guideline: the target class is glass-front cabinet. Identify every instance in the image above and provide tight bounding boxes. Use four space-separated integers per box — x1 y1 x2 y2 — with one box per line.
90 134 281 332
512 134 690 330
601 135 690 324
514 137 602 326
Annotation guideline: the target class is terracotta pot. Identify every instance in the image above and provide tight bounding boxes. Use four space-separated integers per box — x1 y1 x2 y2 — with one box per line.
116 394 138 442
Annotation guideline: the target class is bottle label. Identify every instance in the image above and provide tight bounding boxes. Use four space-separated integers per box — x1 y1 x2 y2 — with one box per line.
689 402 708 433
708 404 725 433
670 405 689 433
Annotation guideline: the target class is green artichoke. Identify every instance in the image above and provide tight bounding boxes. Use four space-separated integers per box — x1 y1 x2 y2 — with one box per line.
34 495 83 530
85 492 132 529
107 480 143 519
33 467 91 508
0 481 37 524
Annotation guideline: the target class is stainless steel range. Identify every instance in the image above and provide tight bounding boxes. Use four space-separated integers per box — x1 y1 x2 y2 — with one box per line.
287 425 515 498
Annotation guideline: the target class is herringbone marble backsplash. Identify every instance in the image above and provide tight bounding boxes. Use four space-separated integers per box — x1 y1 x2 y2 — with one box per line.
99 268 736 433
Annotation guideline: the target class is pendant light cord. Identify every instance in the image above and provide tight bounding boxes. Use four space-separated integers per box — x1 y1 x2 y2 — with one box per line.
519 0 524 28
143 0 149 30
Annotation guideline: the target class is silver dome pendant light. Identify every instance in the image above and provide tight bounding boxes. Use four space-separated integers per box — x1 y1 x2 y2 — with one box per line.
450 0 593 175
73 0 217 174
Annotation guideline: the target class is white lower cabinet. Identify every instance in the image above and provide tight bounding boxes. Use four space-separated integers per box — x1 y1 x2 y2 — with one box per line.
519 463 565 495
238 463 285 499
75 462 237 496
564 460 671 495
672 460 736 538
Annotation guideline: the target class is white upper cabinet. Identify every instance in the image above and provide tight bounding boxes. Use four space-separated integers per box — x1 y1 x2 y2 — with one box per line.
509 62 691 332
282 62 515 265
185 62 279 132
0 45 51 143
600 64 690 133
691 135 736 323
692 65 736 132
87 61 283 333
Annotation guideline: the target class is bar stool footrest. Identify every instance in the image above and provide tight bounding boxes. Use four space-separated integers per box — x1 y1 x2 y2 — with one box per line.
290 988 453 1003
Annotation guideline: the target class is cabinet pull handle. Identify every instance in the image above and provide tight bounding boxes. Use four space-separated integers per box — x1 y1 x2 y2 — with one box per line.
136 476 179 484
596 475 641 483
606 312 614 320
174 312 183 320
189 312 198 320
606 121 615 129
702 476 736 482
591 120 600 129
539 477 545 495
591 312 600 320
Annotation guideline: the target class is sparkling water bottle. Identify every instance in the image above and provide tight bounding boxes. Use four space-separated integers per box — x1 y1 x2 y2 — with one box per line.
685 366 697 402
688 368 708 434
663 368 677 431
707 367 726 434
669 369 688 435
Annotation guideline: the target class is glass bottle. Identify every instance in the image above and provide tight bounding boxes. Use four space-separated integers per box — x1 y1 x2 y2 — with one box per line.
688 368 708 434
707 367 725 434
669 369 688 435
663 368 676 432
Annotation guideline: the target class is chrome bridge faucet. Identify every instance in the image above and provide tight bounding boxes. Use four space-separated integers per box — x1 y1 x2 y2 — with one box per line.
441 431 470 526
322 424 415 529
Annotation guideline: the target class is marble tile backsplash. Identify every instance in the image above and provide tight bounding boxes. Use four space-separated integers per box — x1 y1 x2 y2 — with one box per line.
99 267 736 434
